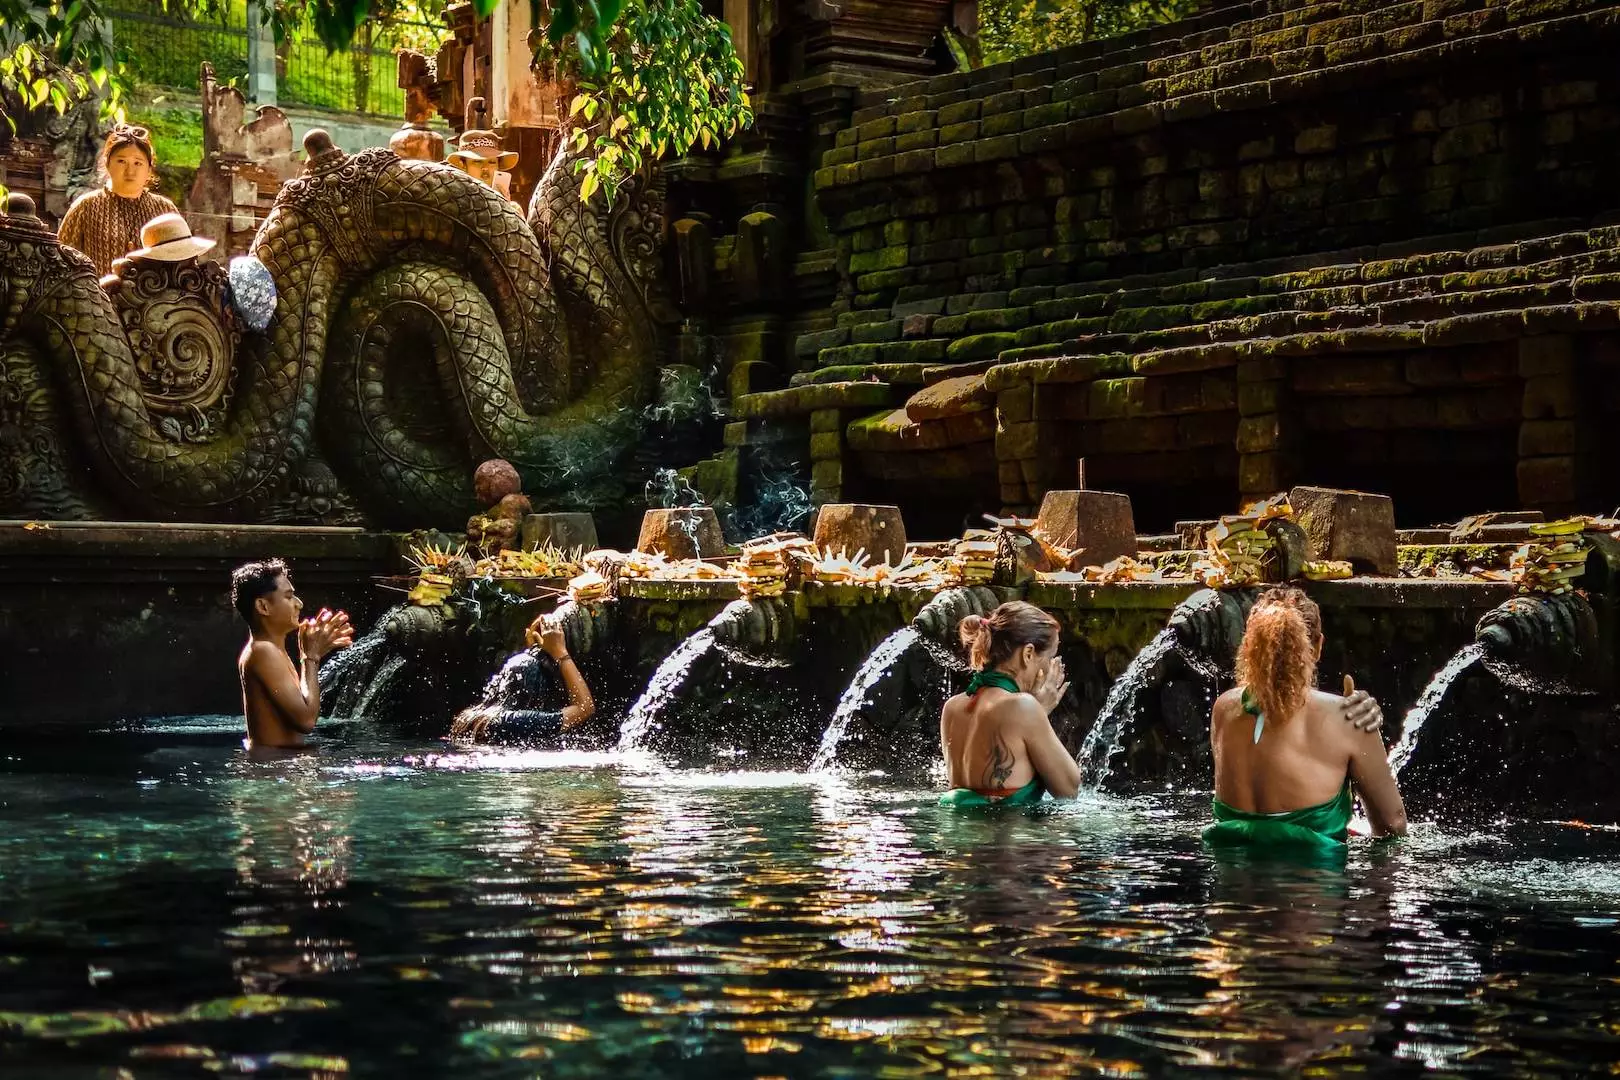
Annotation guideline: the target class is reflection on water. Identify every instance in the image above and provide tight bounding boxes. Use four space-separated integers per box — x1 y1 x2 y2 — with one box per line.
1 722 1619 1075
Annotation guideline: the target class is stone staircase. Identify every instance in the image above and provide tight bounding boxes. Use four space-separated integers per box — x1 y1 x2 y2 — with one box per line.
726 0 1620 521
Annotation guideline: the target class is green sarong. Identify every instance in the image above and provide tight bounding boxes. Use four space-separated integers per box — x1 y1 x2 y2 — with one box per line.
939 777 1044 809
1203 785 1353 853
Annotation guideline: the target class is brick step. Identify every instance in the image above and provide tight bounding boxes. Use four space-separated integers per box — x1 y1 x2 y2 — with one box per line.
821 1 1618 190
850 0 1500 130
802 219 1620 369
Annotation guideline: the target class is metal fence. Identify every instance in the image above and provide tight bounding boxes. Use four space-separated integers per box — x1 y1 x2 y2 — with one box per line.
108 2 441 117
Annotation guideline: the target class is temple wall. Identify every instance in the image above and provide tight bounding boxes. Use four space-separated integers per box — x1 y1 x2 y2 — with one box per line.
713 0 1620 530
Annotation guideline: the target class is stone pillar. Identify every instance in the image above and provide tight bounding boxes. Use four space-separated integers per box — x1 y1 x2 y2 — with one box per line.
1236 356 1296 505
991 376 1057 516
1517 334 1585 514
246 0 277 107
810 407 848 506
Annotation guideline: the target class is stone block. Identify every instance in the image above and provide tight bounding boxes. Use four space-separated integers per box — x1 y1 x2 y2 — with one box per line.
637 507 725 559
1239 452 1287 496
947 332 1020 362
998 383 1034 423
905 374 993 422
723 421 750 447
1035 489 1137 565
521 513 599 552
809 432 843 461
996 420 1043 460
1517 455 1577 506
813 503 907 563
1288 486 1397 575
1522 373 1578 419
1518 419 1578 457
728 361 779 399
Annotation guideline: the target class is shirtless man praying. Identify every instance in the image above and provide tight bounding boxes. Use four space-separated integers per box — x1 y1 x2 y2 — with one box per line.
232 559 354 750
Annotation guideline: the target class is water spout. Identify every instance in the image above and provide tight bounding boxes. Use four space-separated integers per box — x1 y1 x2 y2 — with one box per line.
617 599 796 756
809 587 998 774
1077 588 1255 793
810 626 925 773
1387 642 1485 778
1077 628 1179 792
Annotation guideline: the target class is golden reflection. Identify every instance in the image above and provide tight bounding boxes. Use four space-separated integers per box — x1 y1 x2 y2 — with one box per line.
1184 856 1402 1071
221 759 357 994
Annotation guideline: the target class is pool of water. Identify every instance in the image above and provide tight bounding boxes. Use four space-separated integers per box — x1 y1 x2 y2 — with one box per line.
4 717 1620 1077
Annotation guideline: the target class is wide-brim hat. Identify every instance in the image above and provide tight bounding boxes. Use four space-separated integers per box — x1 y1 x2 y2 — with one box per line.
449 128 517 171
130 212 215 261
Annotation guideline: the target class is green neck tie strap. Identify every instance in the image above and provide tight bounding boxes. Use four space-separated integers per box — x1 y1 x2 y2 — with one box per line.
966 669 1020 696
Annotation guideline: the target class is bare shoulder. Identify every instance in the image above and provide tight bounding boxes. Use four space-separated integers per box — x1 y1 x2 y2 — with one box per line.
1210 686 1244 727
243 640 288 678
1001 692 1049 728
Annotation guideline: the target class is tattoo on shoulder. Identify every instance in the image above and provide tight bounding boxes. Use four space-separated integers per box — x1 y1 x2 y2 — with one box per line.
982 736 1014 790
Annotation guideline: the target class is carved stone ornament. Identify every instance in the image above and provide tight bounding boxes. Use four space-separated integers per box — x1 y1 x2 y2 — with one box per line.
111 258 245 443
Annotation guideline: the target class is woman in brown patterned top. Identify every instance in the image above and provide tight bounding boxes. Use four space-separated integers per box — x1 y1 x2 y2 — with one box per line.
56 125 178 276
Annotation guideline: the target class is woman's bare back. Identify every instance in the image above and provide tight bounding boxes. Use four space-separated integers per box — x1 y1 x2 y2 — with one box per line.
1211 686 1406 834
941 688 1038 794
1212 688 1354 812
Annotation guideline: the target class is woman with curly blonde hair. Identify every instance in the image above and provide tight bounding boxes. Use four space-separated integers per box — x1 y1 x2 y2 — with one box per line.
1206 586 1405 851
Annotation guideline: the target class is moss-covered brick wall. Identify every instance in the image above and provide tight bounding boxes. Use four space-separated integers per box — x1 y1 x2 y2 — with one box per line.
814 0 1620 320
784 0 1620 525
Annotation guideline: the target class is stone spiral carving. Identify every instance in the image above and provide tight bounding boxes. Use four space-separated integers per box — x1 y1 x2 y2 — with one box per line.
0 140 665 525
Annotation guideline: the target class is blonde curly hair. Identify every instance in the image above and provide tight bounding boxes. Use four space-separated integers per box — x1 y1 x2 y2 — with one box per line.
1235 586 1323 725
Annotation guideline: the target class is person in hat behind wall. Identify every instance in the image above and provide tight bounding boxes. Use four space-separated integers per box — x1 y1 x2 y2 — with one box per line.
58 124 180 276
447 97 519 202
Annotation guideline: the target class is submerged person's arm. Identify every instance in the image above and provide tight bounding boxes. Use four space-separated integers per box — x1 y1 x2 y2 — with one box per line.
1348 726 1407 837
534 624 593 728
1023 659 1080 798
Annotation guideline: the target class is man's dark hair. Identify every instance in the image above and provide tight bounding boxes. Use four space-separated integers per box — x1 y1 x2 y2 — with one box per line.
231 558 289 624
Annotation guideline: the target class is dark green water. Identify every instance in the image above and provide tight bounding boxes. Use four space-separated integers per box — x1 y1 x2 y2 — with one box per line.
3 716 1619 1077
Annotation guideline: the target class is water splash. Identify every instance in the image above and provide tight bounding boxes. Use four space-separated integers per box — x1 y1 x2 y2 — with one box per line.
1078 628 1179 793
810 627 922 773
320 631 389 718
617 629 717 752
1389 642 1485 777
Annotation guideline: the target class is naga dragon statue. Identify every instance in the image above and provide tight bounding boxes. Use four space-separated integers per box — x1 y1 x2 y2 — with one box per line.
0 130 669 527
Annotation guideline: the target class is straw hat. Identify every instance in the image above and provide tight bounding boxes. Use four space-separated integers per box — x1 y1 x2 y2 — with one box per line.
448 129 517 170
448 96 517 170
129 213 215 261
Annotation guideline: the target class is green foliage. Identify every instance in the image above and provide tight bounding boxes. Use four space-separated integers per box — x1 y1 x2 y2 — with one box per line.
4 0 746 207
0 0 125 133
538 0 752 204
976 0 1198 66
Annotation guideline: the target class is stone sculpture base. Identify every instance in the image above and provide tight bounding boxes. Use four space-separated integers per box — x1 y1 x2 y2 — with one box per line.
812 503 907 565
1036 490 1137 566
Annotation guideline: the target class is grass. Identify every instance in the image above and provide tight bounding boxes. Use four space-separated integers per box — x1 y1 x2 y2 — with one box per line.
110 0 408 117
126 99 206 170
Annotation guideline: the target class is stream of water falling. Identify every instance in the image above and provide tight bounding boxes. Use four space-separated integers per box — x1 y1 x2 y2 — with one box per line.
617 628 717 752
1388 642 1486 777
1078 628 1179 792
809 626 921 773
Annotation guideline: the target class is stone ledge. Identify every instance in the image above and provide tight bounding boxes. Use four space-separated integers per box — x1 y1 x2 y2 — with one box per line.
733 381 897 419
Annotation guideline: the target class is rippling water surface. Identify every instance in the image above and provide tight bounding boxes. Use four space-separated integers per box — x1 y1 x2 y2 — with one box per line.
3 717 1619 1077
